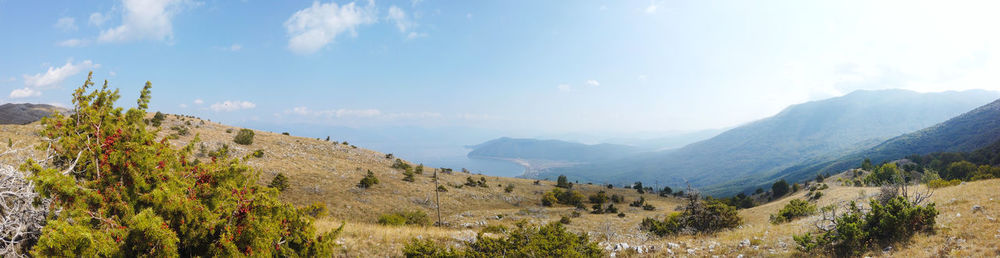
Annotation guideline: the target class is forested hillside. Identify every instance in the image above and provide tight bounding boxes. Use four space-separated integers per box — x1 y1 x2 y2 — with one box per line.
542 89 1000 195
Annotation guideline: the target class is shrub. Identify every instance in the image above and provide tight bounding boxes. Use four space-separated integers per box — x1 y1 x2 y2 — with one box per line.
436 185 448 192
864 163 902 185
772 179 790 198
605 204 618 213
233 128 255 145
151 111 165 126
358 170 379 188
208 144 230 158
402 239 460 258
24 74 339 256
465 221 603 257
769 199 816 224
559 216 572 224
252 149 264 158
269 173 290 192
630 196 646 207
641 192 742 236
926 178 961 189
542 188 584 207
617 212 626 218
643 204 656 211
391 159 411 170
281 132 290 136
170 125 189 136
504 184 515 193
556 175 572 188
302 202 328 218
794 196 938 256
402 169 415 182
610 194 624 203
588 191 608 204
415 164 424 174
404 222 602 257
377 210 430 226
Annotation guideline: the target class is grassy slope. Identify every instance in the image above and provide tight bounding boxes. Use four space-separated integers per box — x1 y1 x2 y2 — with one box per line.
1 115 997 257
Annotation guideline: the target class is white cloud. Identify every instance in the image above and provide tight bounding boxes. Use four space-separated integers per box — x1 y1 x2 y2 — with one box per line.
388 5 411 32
9 88 40 99
466 13 472 19
57 38 90 47
557 84 572 92
54 17 78 31
89 12 109 27
284 1 376 54
193 98 203 105
97 0 200 43
287 106 382 118
23 60 100 89
210 100 256 112
178 103 188 108
585 79 600 87
108 71 117 77
644 1 658 14
229 44 242 51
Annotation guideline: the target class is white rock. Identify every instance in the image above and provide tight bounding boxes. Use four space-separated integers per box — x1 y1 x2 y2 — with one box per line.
687 248 695 255
668 242 680 249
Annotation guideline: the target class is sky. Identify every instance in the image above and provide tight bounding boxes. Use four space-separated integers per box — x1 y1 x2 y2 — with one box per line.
2 0 1000 136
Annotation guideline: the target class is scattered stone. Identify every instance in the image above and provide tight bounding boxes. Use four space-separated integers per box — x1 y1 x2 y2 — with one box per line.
956 213 961 217
883 246 893 253
737 255 744 258
972 205 983 213
668 242 680 249
687 248 695 255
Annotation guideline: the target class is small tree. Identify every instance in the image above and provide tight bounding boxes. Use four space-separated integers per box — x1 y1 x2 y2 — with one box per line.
269 173 290 192
233 128 255 145
402 169 415 182
358 170 380 188
556 175 572 188
772 179 790 198
151 111 165 126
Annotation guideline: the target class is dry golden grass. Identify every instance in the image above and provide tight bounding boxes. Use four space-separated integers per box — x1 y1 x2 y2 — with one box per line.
2 114 998 257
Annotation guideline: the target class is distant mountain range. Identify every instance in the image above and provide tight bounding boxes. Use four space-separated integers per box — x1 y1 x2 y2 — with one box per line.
536 89 1000 196
769 96 1000 185
0 103 65 125
467 137 645 162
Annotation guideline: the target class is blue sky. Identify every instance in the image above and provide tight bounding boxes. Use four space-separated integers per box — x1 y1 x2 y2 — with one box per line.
2 0 1000 136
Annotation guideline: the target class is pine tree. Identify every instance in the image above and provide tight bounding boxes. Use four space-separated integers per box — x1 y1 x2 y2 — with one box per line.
23 73 340 256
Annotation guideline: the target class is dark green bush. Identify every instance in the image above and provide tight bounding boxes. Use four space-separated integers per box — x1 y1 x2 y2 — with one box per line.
402 239 460 258
151 111 165 126
436 185 448 192
403 222 601 257
402 168 415 182
252 149 264 158
358 170 379 188
794 196 938 256
233 128 255 145
504 184 515 193
589 191 608 204
542 188 585 207
772 179 789 198
556 175 572 188
559 216 571 224
465 222 602 257
770 199 816 224
642 194 742 236
269 173 290 192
